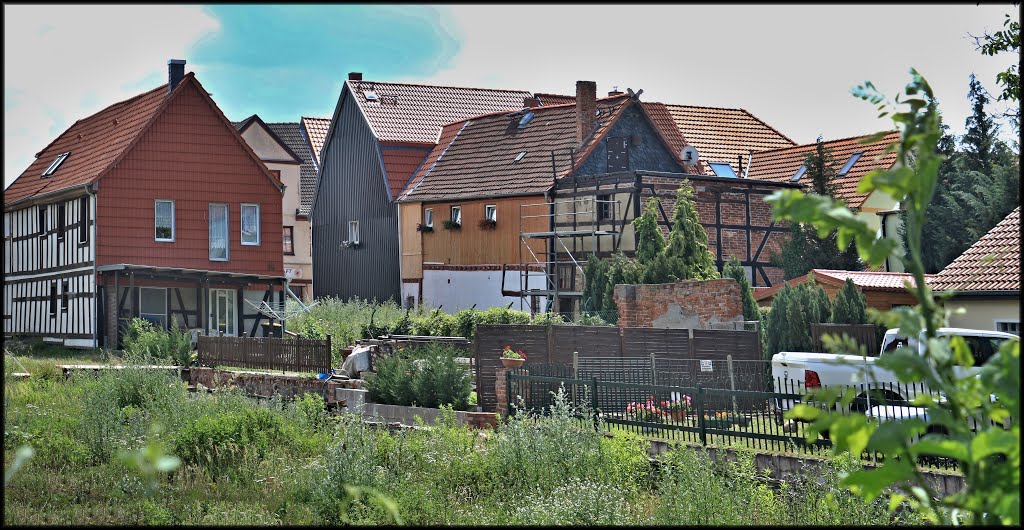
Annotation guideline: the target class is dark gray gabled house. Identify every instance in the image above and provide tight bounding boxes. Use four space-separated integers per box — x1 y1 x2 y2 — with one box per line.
311 73 532 302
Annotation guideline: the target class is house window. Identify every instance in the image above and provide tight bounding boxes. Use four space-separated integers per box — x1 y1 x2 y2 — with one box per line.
283 226 295 255
241 203 260 245
450 206 462 226
209 203 229 261
78 196 89 244
709 162 737 178
139 287 167 329
41 152 70 177
348 221 360 245
485 204 497 222
57 203 66 241
155 200 175 242
424 208 433 228
61 280 70 312
208 289 236 336
597 194 612 221
995 321 1020 335
49 282 57 317
38 205 47 237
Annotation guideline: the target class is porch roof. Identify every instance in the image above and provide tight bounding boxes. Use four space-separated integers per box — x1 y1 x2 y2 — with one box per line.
97 264 286 284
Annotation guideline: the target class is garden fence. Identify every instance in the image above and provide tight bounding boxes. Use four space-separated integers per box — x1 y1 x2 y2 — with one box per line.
506 367 972 472
197 335 332 374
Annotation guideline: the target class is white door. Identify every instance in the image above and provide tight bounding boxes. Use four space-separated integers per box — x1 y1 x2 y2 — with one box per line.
209 289 236 336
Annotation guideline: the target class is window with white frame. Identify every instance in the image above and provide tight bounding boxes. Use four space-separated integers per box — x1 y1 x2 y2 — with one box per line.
139 287 167 329
209 203 229 261
155 200 175 241
450 206 462 225
424 208 433 228
995 320 1020 335
241 203 260 245
485 204 497 222
348 220 360 245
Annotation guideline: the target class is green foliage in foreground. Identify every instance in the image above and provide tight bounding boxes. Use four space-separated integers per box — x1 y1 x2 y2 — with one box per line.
768 69 1020 525
3 366 924 526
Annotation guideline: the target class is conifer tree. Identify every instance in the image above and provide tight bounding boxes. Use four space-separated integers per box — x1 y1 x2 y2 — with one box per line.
723 256 759 323
830 278 868 325
664 181 719 281
632 197 665 265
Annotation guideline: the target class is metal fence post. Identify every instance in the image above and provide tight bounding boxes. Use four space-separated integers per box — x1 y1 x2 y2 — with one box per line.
506 368 512 418
591 376 599 432
650 352 656 386
573 351 579 407
727 354 738 417
696 384 706 446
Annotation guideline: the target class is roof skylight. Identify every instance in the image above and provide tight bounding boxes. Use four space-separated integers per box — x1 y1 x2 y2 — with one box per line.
708 162 737 178
42 152 70 177
362 90 379 101
790 165 807 182
838 151 863 176
517 111 535 128
514 151 527 163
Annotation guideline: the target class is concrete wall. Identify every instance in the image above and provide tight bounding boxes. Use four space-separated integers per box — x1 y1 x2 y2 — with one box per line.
614 279 743 329
422 267 548 312
944 298 1020 331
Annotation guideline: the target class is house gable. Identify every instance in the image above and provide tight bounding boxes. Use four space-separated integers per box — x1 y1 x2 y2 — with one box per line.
96 79 284 276
575 104 686 176
236 115 302 165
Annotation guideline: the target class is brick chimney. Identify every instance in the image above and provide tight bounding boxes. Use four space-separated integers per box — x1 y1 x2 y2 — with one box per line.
348 72 363 81
523 96 541 108
168 59 186 94
576 80 597 146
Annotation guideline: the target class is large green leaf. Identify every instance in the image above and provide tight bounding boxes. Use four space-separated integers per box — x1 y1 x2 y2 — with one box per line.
841 459 916 503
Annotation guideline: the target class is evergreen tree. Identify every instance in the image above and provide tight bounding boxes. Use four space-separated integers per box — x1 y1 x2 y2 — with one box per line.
830 278 868 325
663 181 719 281
632 197 665 265
764 275 832 356
806 135 839 197
723 256 759 323
961 74 998 175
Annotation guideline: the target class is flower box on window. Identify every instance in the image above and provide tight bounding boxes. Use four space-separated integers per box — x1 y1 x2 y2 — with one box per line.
416 223 434 233
478 219 497 230
442 219 461 230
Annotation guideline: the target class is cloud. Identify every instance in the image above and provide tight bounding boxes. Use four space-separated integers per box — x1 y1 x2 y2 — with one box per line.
3 5 221 189
423 5 1014 146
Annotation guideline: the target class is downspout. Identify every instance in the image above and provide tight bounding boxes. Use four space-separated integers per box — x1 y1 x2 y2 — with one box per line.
87 183 99 348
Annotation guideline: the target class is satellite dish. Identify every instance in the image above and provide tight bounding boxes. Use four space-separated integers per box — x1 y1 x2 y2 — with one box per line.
680 146 699 166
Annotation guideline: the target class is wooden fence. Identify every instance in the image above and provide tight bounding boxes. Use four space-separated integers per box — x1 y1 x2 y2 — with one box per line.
197 335 332 374
810 323 880 356
474 325 761 412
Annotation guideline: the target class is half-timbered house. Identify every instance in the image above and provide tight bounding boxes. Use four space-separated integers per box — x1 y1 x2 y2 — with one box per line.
4 60 286 348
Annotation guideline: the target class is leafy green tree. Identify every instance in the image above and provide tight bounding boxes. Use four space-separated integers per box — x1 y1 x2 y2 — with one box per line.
830 279 868 325
773 138 862 280
768 69 1021 525
970 11 1021 129
723 256 760 323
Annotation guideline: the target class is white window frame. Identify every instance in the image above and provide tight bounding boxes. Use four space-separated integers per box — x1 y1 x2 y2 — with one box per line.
208 288 236 336
424 208 433 228
155 199 175 242
348 220 360 245
209 203 229 261
240 203 260 246
994 320 1020 335
485 204 497 222
139 287 167 329
451 205 462 225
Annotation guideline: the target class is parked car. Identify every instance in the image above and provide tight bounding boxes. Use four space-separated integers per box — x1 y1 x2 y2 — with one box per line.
771 327 1018 419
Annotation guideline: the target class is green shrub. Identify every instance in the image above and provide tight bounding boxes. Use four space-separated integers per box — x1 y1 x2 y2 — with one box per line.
412 310 458 337
365 344 471 410
122 318 193 366
173 406 284 477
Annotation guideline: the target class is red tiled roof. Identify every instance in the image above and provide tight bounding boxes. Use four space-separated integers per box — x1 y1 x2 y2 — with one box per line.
535 93 576 106
301 116 331 165
400 96 637 202
641 102 701 173
754 268 936 301
744 131 900 208
5 84 169 206
931 207 1020 292
380 143 432 199
5 75 283 209
347 80 533 144
664 104 796 176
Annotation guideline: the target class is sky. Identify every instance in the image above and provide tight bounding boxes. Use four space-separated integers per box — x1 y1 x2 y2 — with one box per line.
4 4 1018 190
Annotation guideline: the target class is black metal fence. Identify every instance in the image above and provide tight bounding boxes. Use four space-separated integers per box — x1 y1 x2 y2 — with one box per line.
506 365 965 471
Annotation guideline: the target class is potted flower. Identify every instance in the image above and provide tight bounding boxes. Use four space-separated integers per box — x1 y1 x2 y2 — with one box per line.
626 396 667 432
500 345 526 368
416 223 433 233
661 394 692 421
478 218 497 230
442 219 461 230
702 411 749 428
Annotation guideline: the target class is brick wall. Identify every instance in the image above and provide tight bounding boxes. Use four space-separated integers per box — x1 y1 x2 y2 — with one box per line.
614 279 743 329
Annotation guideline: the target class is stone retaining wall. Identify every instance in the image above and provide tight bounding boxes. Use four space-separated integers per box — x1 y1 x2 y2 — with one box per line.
187 367 343 403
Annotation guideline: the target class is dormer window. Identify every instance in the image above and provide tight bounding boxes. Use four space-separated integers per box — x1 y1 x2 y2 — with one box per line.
42 152 70 177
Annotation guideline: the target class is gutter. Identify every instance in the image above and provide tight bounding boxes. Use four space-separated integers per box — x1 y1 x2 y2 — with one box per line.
4 184 93 212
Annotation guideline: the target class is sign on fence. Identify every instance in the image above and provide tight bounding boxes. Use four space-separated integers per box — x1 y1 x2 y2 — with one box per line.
699 359 713 372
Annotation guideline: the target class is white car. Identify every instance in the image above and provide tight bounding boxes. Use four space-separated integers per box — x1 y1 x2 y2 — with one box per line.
771 327 1018 418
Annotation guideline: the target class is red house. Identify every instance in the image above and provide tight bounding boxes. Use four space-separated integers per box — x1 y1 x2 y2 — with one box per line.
3 60 286 348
